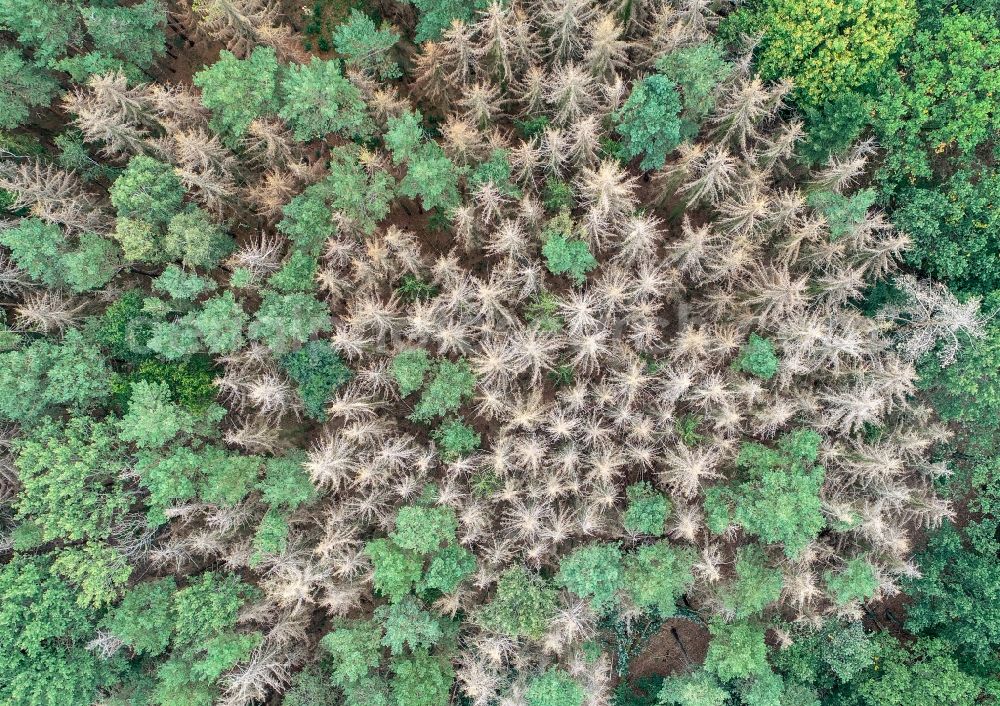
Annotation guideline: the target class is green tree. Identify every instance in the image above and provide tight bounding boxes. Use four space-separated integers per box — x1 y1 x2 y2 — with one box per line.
728 0 916 105
111 217 161 263
193 47 281 140
321 619 383 685
718 546 784 619
118 380 224 450
377 596 446 655
110 156 185 224
191 290 247 354
526 668 585 706
152 572 260 706
735 334 779 380
164 207 235 270
0 48 59 129
52 543 132 609
366 538 425 601
391 504 458 554
258 453 316 509
0 329 110 423
420 545 476 594
333 9 401 80
390 650 454 706
655 43 732 141
279 58 368 141
825 558 878 605
0 554 124 706
623 542 696 617
104 578 177 657
658 670 729 706
479 567 557 640
623 481 670 536
15 415 128 542
249 290 332 354
385 110 425 164
392 348 431 396
0 0 78 62
80 0 166 69
555 542 623 613
542 231 597 285
398 142 463 213
281 340 352 420
410 0 488 41
614 74 683 170
705 429 826 558
432 418 480 459
703 621 769 682
1 218 120 292
411 359 476 422
834 636 987 706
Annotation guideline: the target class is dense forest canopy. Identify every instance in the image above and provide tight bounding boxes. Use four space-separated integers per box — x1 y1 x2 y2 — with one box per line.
1 0 999 705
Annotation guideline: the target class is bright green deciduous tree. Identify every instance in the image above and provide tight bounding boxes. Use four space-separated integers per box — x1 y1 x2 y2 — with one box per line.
623 481 670 536
555 542 623 613
735 334 779 380
411 358 477 422
728 0 916 106
164 207 235 270
392 348 431 396
615 74 683 170
321 619 383 685
703 620 770 682
193 47 281 140
110 156 185 224
479 567 557 640
279 58 368 141
526 668 585 706
15 415 128 543
623 541 696 617
874 11 1000 186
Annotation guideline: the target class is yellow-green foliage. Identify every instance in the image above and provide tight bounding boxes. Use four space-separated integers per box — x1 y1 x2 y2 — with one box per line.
731 0 916 105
